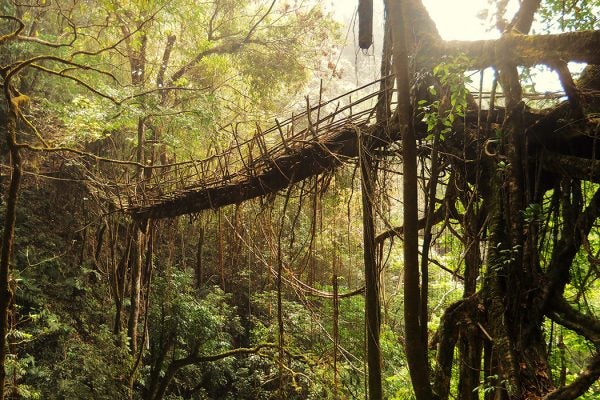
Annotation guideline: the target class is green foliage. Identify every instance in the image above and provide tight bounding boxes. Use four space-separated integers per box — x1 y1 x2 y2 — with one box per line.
418 56 471 141
381 325 414 399
13 270 131 399
9 0 339 162
47 328 131 399
250 289 368 399
4 355 40 400
143 270 245 397
546 321 600 399
522 203 543 224
150 271 243 353
539 0 600 31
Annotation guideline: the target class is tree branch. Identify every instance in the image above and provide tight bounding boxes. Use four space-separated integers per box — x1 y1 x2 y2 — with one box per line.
508 0 541 33
152 343 278 400
550 60 583 117
546 296 600 347
542 152 600 184
73 5 163 58
244 0 276 42
375 205 446 244
545 186 600 301
433 30 600 69
0 15 24 44
156 34 176 88
29 64 117 103
167 1 274 86
542 353 600 400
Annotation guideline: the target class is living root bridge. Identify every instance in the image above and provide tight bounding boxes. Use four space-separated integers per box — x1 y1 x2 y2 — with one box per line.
124 76 397 222
130 121 398 222
126 29 600 224
128 101 600 224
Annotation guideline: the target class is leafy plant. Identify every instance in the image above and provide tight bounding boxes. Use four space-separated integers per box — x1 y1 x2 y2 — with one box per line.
418 55 471 140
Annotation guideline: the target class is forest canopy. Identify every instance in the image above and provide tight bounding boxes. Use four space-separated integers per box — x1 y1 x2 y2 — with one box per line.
1 0 600 399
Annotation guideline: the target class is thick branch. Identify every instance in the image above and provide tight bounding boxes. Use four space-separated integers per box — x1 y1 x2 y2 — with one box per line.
542 354 600 400
433 30 600 69
545 186 600 299
542 152 600 184
509 0 541 34
16 34 75 48
551 60 583 117
152 343 278 400
546 296 600 347
375 205 446 244
156 35 177 89
0 15 24 44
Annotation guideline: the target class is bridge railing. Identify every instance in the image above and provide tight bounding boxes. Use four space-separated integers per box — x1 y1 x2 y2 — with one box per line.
118 76 396 209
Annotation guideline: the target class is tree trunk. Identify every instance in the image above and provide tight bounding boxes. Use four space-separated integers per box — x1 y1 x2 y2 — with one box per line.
389 1 434 398
128 116 147 354
128 228 144 354
0 92 22 400
359 132 382 399
483 60 554 398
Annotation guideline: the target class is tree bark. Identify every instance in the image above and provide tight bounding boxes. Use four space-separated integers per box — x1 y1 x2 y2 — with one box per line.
389 1 434 399
128 117 148 354
430 30 600 69
0 89 22 400
128 228 144 354
542 354 600 400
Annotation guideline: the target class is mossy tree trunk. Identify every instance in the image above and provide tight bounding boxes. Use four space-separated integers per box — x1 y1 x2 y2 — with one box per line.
0 82 23 400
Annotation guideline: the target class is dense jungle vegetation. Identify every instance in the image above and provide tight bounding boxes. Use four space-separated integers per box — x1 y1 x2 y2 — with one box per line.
1 0 600 399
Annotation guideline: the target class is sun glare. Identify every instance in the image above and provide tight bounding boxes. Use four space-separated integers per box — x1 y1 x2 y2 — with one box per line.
331 0 521 42
328 0 576 94
422 0 516 41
